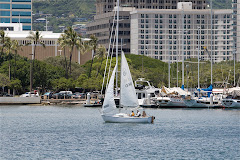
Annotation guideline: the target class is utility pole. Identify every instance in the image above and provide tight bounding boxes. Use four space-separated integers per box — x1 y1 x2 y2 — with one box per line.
30 54 33 91
46 15 48 31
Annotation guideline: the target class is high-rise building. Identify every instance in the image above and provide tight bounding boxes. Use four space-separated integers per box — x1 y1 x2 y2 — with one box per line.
88 1 235 62
89 0 208 55
96 0 208 14
87 7 133 54
131 5 234 62
232 0 240 61
0 0 32 31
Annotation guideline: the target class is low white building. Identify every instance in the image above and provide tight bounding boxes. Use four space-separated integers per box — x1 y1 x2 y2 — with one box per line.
0 23 23 31
3 30 92 65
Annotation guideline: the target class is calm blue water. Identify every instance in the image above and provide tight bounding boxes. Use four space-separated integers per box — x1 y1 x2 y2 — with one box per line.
0 105 240 160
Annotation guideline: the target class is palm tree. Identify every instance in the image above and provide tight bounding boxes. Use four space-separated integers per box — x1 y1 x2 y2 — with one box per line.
0 30 9 63
10 40 22 79
5 39 22 96
27 30 45 91
4 37 13 94
62 27 82 77
58 33 69 78
95 45 107 77
88 34 98 78
79 40 91 61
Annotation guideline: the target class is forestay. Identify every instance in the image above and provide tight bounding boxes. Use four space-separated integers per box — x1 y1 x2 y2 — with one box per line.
120 52 139 108
102 64 118 114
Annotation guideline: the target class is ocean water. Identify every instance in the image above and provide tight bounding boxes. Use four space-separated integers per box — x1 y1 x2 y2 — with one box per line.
0 105 240 160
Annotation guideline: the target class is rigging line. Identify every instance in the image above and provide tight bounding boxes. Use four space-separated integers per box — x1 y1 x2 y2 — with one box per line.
101 10 117 95
106 30 117 89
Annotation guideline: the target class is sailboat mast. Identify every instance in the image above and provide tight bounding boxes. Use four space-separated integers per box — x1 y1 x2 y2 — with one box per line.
234 50 236 86
168 46 171 88
115 0 120 97
181 6 184 90
198 27 200 89
177 26 180 87
210 0 213 85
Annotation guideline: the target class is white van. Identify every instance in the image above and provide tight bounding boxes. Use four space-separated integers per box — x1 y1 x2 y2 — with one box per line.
20 91 39 97
59 91 73 94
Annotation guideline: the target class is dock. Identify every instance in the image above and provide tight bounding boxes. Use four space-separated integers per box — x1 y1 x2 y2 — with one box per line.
0 97 41 104
0 97 101 105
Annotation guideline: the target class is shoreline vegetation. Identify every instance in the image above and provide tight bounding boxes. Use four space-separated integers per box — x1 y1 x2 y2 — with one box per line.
0 30 240 96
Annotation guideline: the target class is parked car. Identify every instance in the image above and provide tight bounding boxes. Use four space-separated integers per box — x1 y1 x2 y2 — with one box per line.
52 92 73 99
72 92 86 99
0 92 13 97
59 91 72 94
20 91 39 97
41 92 53 99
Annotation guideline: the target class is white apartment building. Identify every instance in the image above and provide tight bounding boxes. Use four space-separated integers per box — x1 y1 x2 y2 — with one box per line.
130 3 234 62
232 0 240 61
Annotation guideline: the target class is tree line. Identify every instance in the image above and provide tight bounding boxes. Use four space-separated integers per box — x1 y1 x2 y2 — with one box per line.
0 28 107 95
1 28 239 96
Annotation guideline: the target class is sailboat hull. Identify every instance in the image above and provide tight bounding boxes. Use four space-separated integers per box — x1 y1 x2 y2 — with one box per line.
222 99 240 108
101 114 154 123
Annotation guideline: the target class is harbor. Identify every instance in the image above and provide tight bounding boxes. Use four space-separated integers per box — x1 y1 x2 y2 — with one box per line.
1 105 240 159
1 0 240 159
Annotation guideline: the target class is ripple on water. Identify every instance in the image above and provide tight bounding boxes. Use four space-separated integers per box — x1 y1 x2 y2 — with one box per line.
1 106 240 159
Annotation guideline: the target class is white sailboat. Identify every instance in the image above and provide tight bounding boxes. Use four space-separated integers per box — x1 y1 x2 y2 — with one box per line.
101 52 155 123
101 0 154 123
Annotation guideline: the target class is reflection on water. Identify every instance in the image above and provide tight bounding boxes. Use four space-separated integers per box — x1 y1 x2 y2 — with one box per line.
1 105 240 159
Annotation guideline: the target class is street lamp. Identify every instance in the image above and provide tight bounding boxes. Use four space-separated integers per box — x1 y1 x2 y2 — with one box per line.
58 49 62 56
29 53 33 91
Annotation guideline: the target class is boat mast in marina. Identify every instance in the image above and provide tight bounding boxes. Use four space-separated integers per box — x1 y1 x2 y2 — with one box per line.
181 5 185 90
115 0 120 97
210 0 213 85
198 26 200 89
168 44 171 88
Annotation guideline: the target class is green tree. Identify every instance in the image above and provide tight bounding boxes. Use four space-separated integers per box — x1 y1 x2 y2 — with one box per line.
76 73 88 88
9 79 21 96
61 27 82 77
95 45 107 77
0 73 10 93
27 30 46 91
10 40 23 79
52 77 75 91
58 33 69 78
88 34 98 78
0 30 10 63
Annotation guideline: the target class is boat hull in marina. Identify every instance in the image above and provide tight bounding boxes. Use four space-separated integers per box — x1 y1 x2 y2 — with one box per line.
184 99 222 108
222 99 240 108
102 113 154 123
156 97 186 108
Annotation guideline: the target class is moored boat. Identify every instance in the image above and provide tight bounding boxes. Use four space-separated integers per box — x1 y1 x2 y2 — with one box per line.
221 99 240 108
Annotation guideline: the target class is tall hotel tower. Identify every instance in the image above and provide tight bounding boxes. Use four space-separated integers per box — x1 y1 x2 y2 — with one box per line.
88 0 208 54
0 0 32 30
232 0 240 61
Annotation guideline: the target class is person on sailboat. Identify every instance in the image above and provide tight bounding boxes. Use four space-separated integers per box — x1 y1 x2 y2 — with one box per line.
130 111 135 117
136 110 141 117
